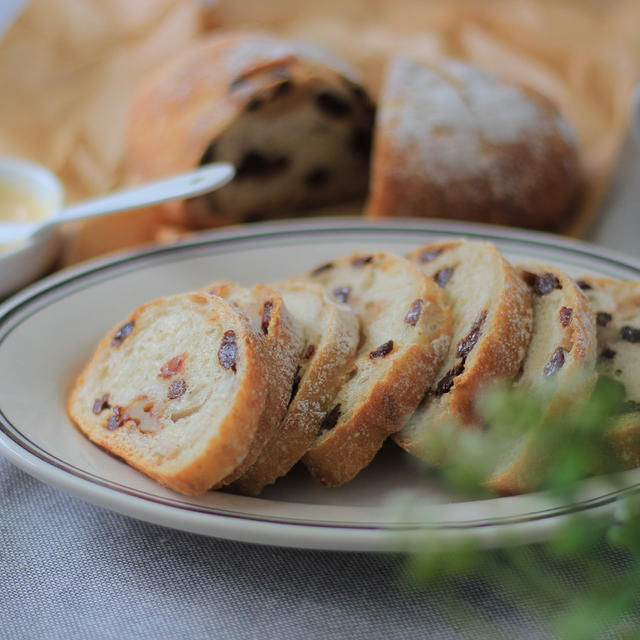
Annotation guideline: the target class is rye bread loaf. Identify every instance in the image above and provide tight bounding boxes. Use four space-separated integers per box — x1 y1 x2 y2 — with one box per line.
394 240 533 461
67 292 268 496
127 31 375 228
367 57 583 231
202 281 304 486
485 263 598 494
577 276 640 468
230 281 359 496
302 251 452 487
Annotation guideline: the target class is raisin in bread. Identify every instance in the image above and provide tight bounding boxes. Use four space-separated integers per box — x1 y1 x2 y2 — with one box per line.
67 292 268 496
302 251 452 487
367 57 583 232
202 281 304 486
485 263 598 494
577 276 640 468
394 240 532 461
230 281 359 496
127 31 375 228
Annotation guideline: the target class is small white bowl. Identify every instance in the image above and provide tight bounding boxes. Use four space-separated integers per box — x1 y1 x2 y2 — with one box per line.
0 157 65 298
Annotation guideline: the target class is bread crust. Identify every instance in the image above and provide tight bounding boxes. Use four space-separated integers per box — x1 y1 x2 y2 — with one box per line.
67 293 268 495
303 251 452 487
230 281 359 496
366 57 584 232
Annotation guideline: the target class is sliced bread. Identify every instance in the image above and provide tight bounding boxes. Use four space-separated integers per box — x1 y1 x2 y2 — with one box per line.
486 263 598 494
230 280 359 496
577 276 640 468
67 292 268 496
203 281 304 486
394 240 533 462
302 251 452 487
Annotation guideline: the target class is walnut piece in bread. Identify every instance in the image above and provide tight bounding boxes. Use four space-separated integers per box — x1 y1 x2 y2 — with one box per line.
67 293 268 496
230 280 359 496
303 251 452 487
127 31 375 228
367 57 584 231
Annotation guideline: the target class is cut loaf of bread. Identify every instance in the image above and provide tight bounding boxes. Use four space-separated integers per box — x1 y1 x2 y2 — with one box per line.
230 280 359 496
485 263 598 494
577 276 640 468
202 281 304 486
303 251 452 487
394 240 533 462
127 31 375 228
67 292 268 496
367 57 583 231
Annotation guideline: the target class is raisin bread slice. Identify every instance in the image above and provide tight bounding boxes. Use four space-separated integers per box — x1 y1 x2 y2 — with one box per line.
67 292 268 496
302 251 452 487
127 31 375 228
230 281 359 496
485 263 598 494
577 276 640 468
203 281 304 486
393 240 532 461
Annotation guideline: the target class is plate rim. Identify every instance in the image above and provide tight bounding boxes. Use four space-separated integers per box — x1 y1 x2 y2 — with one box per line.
2 217 639 551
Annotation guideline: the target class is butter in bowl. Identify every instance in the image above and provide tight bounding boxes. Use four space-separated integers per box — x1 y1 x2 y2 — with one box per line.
0 156 65 299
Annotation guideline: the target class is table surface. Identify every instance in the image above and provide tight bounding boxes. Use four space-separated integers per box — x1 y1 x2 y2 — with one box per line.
2 117 640 640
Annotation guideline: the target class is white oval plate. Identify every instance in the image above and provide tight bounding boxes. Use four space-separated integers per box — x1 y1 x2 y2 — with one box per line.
2 218 640 552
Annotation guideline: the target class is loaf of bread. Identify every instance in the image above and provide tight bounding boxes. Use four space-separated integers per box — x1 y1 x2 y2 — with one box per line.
67 292 268 495
202 281 304 487
303 251 452 487
367 57 584 231
127 31 375 228
394 240 533 463
485 263 598 494
577 276 640 468
230 280 359 496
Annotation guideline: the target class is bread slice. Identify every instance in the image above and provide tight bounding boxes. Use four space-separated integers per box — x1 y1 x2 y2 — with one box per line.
67 292 268 496
576 276 640 468
127 31 375 228
302 251 452 487
485 263 598 494
202 281 304 486
230 281 359 496
393 240 532 460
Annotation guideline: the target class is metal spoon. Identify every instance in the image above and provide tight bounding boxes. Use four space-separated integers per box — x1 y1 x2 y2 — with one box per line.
0 163 234 244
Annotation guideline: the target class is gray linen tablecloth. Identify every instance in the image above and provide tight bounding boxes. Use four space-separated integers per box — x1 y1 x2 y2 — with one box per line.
2 139 640 640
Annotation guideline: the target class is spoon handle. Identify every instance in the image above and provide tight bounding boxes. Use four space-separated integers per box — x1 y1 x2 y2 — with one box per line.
0 163 234 245
55 163 234 225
